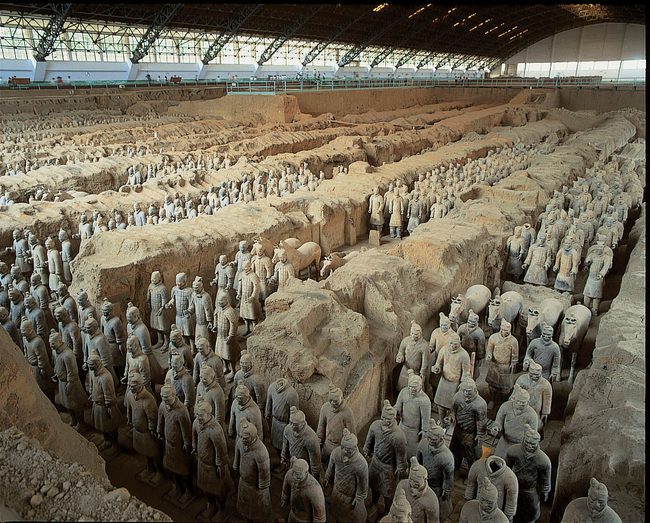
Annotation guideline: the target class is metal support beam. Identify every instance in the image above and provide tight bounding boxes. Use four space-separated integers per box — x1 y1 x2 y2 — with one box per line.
338 8 413 67
130 3 182 64
202 4 263 65
370 48 394 68
394 49 421 69
33 3 74 61
301 7 371 67
257 5 326 66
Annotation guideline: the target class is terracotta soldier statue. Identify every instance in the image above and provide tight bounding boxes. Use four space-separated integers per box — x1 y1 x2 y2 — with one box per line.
281 457 327 523
460 477 509 523
10 264 29 296
210 291 240 381
233 240 252 295
165 272 196 353
29 273 53 329
368 186 385 233
87 349 125 450
147 271 172 351
233 350 267 412
582 241 612 316
195 362 226 431
429 312 453 364
379 487 413 523
450 377 488 473
466 455 519 522
122 334 152 393
77 290 97 373
364 400 408 515
523 324 561 382
490 384 539 459
192 396 233 519
406 192 424 234
125 372 163 483
396 320 430 393
395 370 431 460
157 377 193 503
388 185 405 239
270 248 295 291
55 305 82 373
553 235 580 293
8 286 26 344
84 316 119 389
317 384 357 468
237 260 262 335
21 317 55 403
432 330 471 424
228 380 264 443
212 255 236 307
324 428 369 523
100 298 127 382
281 406 322 479
486 319 519 410
28 234 49 287
505 226 527 281
56 283 78 324
233 417 272 522
45 238 64 292
505 424 551 523
59 229 74 283
513 362 552 433
458 309 486 379
50 329 87 429
9 229 32 275
561 477 622 523
126 302 164 386
265 377 299 459
0 306 21 349
166 350 196 419
416 420 454 521
193 335 225 390
188 276 213 346
251 240 275 307
23 294 49 350
169 324 194 373
395 456 440 523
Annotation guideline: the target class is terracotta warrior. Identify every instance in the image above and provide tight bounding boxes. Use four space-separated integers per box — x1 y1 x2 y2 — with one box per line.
406 192 424 234
192 396 233 519
8 286 26 345
561 477 622 523
490 384 539 459
582 240 612 316
505 226 527 281
324 428 369 523
368 186 385 232
147 271 172 351
210 291 240 381
125 372 163 483
193 336 225 390
169 324 194 373
50 329 88 429
28 234 49 287
486 319 519 411
77 290 98 373
237 260 262 335
188 276 213 346
553 235 580 293
46 238 64 292
100 298 127 383
379 488 413 523
513 361 552 433
166 350 196 419
466 455 519 522
23 294 49 350
317 384 357 468
228 380 264 443
165 272 196 353
55 306 82 372
364 400 408 514
233 240 252 295
416 420 455 521
83 316 119 389
281 457 326 523
450 377 488 473
233 350 266 411
126 302 164 386
88 349 125 450
251 239 275 307
460 477 509 523
523 324 561 382
396 320 430 393
56 282 78 324
195 361 226 431
212 255 236 307
0 305 21 349
122 334 152 392
270 248 295 291
388 185 405 239
505 424 551 523
395 456 440 523
432 330 470 424
429 312 453 364
157 377 194 503
458 309 486 380
281 406 322 479
265 377 299 459
21 317 55 403
394 370 431 460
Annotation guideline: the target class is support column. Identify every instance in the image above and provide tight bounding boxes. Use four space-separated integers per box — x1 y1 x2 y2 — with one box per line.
126 60 139 81
197 63 209 80
30 57 48 82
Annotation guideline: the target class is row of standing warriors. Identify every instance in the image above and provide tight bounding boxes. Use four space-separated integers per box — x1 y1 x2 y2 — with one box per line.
11 306 619 523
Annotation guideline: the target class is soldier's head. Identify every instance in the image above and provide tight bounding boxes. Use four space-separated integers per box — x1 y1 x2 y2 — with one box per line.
56 282 69 299
77 289 89 308
380 400 397 428
30 272 42 288
20 316 34 338
87 349 103 373
426 420 445 449
49 329 65 353
128 371 144 395
239 240 248 253
192 276 204 294
289 406 306 433
479 477 499 518
448 331 460 352
242 260 252 274
199 361 215 387
522 423 541 455
175 272 187 288
408 456 427 494
467 309 479 330
83 317 99 335
410 320 422 341
388 489 412 523
240 417 258 447
126 302 140 325
217 291 229 310
126 335 141 356
499 319 512 338
54 305 69 324
289 457 309 483
587 478 609 518
234 380 251 405
161 378 176 409
11 265 22 281
340 428 358 461
512 384 530 413
195 396 213 427
541 323 554 344
150 271 162 285
218 254 227 267
170 325 183 346
197 336 211 357
407 370 422 397
240 350 253 373
0 306 8 323
439 312 450 332
328 384 343 410
101 298 114 319
528 361 542 383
